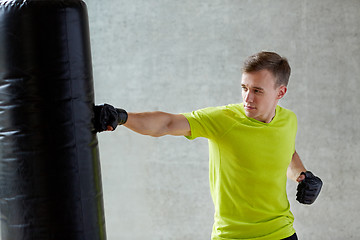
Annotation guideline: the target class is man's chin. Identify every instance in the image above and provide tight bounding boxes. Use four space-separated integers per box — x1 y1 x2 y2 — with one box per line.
244 110 255 119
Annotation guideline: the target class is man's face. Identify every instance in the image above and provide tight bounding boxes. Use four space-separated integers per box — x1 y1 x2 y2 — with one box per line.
241 69 287 123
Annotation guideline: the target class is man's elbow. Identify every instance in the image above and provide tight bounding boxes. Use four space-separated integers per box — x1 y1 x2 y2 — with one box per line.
147 132 167 137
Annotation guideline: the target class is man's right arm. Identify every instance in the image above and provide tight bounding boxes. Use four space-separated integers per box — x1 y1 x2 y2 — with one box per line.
124 112 191 137
94 104 191 137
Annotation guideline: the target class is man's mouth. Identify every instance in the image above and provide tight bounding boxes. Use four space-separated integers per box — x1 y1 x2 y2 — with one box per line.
244 105 256 110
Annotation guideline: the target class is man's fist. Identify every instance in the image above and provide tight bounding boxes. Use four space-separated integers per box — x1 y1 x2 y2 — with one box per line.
296 171 323 205
93 104 128 132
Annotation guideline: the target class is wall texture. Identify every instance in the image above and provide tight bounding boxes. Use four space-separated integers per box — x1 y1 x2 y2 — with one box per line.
86 0 360 239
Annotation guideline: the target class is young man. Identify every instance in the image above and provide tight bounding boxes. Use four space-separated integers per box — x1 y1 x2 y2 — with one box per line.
94 52 322 240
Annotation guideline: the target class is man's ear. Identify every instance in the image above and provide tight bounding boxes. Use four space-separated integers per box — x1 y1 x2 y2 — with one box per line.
277 85 287 99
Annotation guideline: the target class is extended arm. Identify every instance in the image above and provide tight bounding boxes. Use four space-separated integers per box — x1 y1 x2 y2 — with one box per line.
93 104 191 137
287 150 307 182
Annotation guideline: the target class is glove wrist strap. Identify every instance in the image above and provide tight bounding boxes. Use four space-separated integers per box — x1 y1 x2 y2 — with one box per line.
116 108 128 125
301 171 314 179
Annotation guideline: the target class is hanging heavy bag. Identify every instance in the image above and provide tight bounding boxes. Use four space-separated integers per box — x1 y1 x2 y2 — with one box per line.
0 0 106 239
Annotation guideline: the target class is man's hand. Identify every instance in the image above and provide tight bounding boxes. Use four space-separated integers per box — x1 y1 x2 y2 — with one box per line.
296 171 323 205
93 104 128 133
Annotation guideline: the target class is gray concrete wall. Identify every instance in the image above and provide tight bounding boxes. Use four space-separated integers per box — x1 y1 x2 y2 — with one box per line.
86 1 360 239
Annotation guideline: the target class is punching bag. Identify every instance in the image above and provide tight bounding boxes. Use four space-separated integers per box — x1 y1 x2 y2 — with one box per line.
0 0 106 239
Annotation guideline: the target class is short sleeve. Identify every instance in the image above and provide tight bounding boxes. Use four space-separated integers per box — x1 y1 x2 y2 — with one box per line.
182 106 226 140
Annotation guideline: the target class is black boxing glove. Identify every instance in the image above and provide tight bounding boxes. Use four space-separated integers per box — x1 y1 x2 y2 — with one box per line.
296 171 323 205
93 104 128 132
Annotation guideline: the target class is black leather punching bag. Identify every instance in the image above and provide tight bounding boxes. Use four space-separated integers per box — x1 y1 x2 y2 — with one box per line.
0 0 106 239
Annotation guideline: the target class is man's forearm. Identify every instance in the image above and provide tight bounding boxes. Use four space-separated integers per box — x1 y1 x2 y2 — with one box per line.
123 112 170 137
287 151 307 182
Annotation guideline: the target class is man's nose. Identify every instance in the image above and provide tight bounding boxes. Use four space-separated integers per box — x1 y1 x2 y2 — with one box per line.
244 91 254 102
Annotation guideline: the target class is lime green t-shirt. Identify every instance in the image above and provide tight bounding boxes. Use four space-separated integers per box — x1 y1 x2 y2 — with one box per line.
182 103 297 240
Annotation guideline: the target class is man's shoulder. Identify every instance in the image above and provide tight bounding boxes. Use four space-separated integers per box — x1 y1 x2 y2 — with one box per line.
184 103 244 122
275 105 298 130
206 103 244 118
277 105 297 118
191 103 242 114
225 103 243 110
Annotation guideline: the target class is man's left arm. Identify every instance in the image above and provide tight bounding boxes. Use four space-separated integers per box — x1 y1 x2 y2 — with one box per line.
288 150 323 204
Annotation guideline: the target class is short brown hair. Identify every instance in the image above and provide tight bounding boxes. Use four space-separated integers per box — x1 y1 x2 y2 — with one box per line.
242 51 291 87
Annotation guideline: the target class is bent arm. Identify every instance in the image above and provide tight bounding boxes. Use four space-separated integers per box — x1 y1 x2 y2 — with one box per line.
287 150 307 182
123 111 191 137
